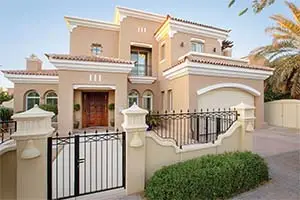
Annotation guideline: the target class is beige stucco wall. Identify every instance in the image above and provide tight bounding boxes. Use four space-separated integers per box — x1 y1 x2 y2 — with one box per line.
171 32 222 65
197 88 254 111
58 70 127 134
70 26 119 58
13 83 58 112
0 150 17 200
119 16 160 77
265 100 300 129
145 121 242 180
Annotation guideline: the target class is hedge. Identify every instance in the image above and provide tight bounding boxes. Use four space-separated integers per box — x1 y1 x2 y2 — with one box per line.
145 151 269 200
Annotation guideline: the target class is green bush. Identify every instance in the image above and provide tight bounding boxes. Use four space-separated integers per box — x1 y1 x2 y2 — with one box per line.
145 151 269 200
0 106 14 121
39 104 58 115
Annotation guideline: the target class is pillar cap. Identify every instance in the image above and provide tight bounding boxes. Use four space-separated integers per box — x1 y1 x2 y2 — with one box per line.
12 104 54 119
231 102 255 110
121 103 148 115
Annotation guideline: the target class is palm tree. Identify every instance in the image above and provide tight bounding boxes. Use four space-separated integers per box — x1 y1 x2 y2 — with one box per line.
228 0 276 15
251 1 300 98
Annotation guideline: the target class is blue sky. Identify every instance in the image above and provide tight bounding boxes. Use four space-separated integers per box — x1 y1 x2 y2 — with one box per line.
0 0 295 88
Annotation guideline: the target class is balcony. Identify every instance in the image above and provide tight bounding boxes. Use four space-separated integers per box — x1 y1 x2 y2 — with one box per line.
128 64 157 84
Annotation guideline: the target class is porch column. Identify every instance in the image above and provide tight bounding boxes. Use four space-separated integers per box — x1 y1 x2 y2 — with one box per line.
233 102 256 151
11 105 54 199
121 103 148 195
58 79 73 135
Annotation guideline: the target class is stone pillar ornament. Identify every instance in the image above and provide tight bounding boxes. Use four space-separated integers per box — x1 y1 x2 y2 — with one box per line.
11 104 54 199
121 103 148 195
232 102 256 151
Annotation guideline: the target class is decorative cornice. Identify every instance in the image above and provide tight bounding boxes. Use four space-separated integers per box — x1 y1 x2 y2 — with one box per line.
73 84 116 90
178 52 249 63
64 16 120 32
49 58 134 74
114 6 165 24
128 76 157 84
3 74 58 84
163 59 273 80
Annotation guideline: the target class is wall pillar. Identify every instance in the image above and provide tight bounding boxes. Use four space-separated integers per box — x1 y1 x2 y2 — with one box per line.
11 105 54 200
233 102 256 151
121 103 148 195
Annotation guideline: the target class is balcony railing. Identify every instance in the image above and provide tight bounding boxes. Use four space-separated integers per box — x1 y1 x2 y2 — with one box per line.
130 64 152 76
0 120 17 144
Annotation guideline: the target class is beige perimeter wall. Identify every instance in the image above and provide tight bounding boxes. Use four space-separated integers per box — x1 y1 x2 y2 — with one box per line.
265 99 300 129
0 150 17 200
145 121 244 180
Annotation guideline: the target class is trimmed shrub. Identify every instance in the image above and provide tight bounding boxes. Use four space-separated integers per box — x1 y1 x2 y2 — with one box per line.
145 151 269 200
0 106 14 121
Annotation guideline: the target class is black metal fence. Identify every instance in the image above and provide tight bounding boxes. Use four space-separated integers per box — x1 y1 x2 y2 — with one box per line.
0 121 17 144
147 109 238 148
47 130 126 200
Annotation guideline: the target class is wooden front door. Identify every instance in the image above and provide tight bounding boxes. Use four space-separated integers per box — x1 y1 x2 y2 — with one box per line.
82 92 108 127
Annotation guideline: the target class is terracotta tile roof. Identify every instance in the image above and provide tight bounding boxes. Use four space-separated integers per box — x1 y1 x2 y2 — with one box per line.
1 69 58 76
170 16 231 33
46 54 134 64
164 56 274 72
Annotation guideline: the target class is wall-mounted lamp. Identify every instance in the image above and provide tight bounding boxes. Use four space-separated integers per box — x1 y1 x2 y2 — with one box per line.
180 42 184 47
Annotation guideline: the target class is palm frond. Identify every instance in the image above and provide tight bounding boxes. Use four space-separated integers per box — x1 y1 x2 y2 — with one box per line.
285 1 300 24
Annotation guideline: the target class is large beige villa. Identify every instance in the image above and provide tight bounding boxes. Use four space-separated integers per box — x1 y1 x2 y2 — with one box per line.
2 6 273 134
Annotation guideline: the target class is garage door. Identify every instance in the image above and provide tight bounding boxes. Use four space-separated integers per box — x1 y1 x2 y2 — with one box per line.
197 88 254 111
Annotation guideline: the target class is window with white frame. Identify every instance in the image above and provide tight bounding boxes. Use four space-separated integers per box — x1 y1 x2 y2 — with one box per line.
191 41 204 53
142 90 153 111
45 91 58 106
167 89 173 111
25 91 40 110
128 90 139 107
160 43 166 61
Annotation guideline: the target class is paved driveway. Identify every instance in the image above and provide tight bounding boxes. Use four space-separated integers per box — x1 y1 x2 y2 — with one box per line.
233 126 300 200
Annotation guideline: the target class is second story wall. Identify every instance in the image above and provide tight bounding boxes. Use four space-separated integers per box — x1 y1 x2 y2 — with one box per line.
170 32 222 65
70 26 119 57
119 16 162 76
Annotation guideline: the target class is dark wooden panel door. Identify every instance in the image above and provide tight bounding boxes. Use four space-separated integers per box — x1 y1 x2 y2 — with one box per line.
82 92 108 127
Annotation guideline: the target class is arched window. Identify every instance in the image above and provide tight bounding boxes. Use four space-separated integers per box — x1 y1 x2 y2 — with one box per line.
128 90 139 107
142 90 153 111
45 91 58 106
25 91 40 110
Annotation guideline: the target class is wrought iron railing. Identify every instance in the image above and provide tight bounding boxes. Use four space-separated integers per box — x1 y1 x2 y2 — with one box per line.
147 109 239 148
130 64 152 76
0 121 17 144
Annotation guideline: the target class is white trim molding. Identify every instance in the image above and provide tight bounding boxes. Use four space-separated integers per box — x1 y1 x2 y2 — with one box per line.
3 74 58 84
73 84 116 90
128 76 157 84
49 58 134 74
64 16 120 32
178 51 249 63
130 42 152 48
155 18 229 41
163 59 273 80
114 6 165 24
190 38 206 43
197 83 261 96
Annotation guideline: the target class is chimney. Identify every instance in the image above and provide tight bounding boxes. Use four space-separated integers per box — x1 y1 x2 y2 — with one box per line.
26 54 42 71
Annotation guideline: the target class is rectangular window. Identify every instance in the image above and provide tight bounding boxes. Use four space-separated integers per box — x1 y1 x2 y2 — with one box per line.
130 46 152 76
161 91 165 111
160 43 166 61
167 89 173 111
191 41 204 53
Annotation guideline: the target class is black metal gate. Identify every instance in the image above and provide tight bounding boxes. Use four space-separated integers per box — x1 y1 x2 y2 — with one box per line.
47 130 126 200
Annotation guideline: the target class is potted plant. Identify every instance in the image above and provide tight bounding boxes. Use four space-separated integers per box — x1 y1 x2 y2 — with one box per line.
73 104 80 129
108 103 115 127
146 114 160 131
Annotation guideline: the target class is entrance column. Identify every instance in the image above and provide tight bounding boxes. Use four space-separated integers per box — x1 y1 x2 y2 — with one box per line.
58 74 73 135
